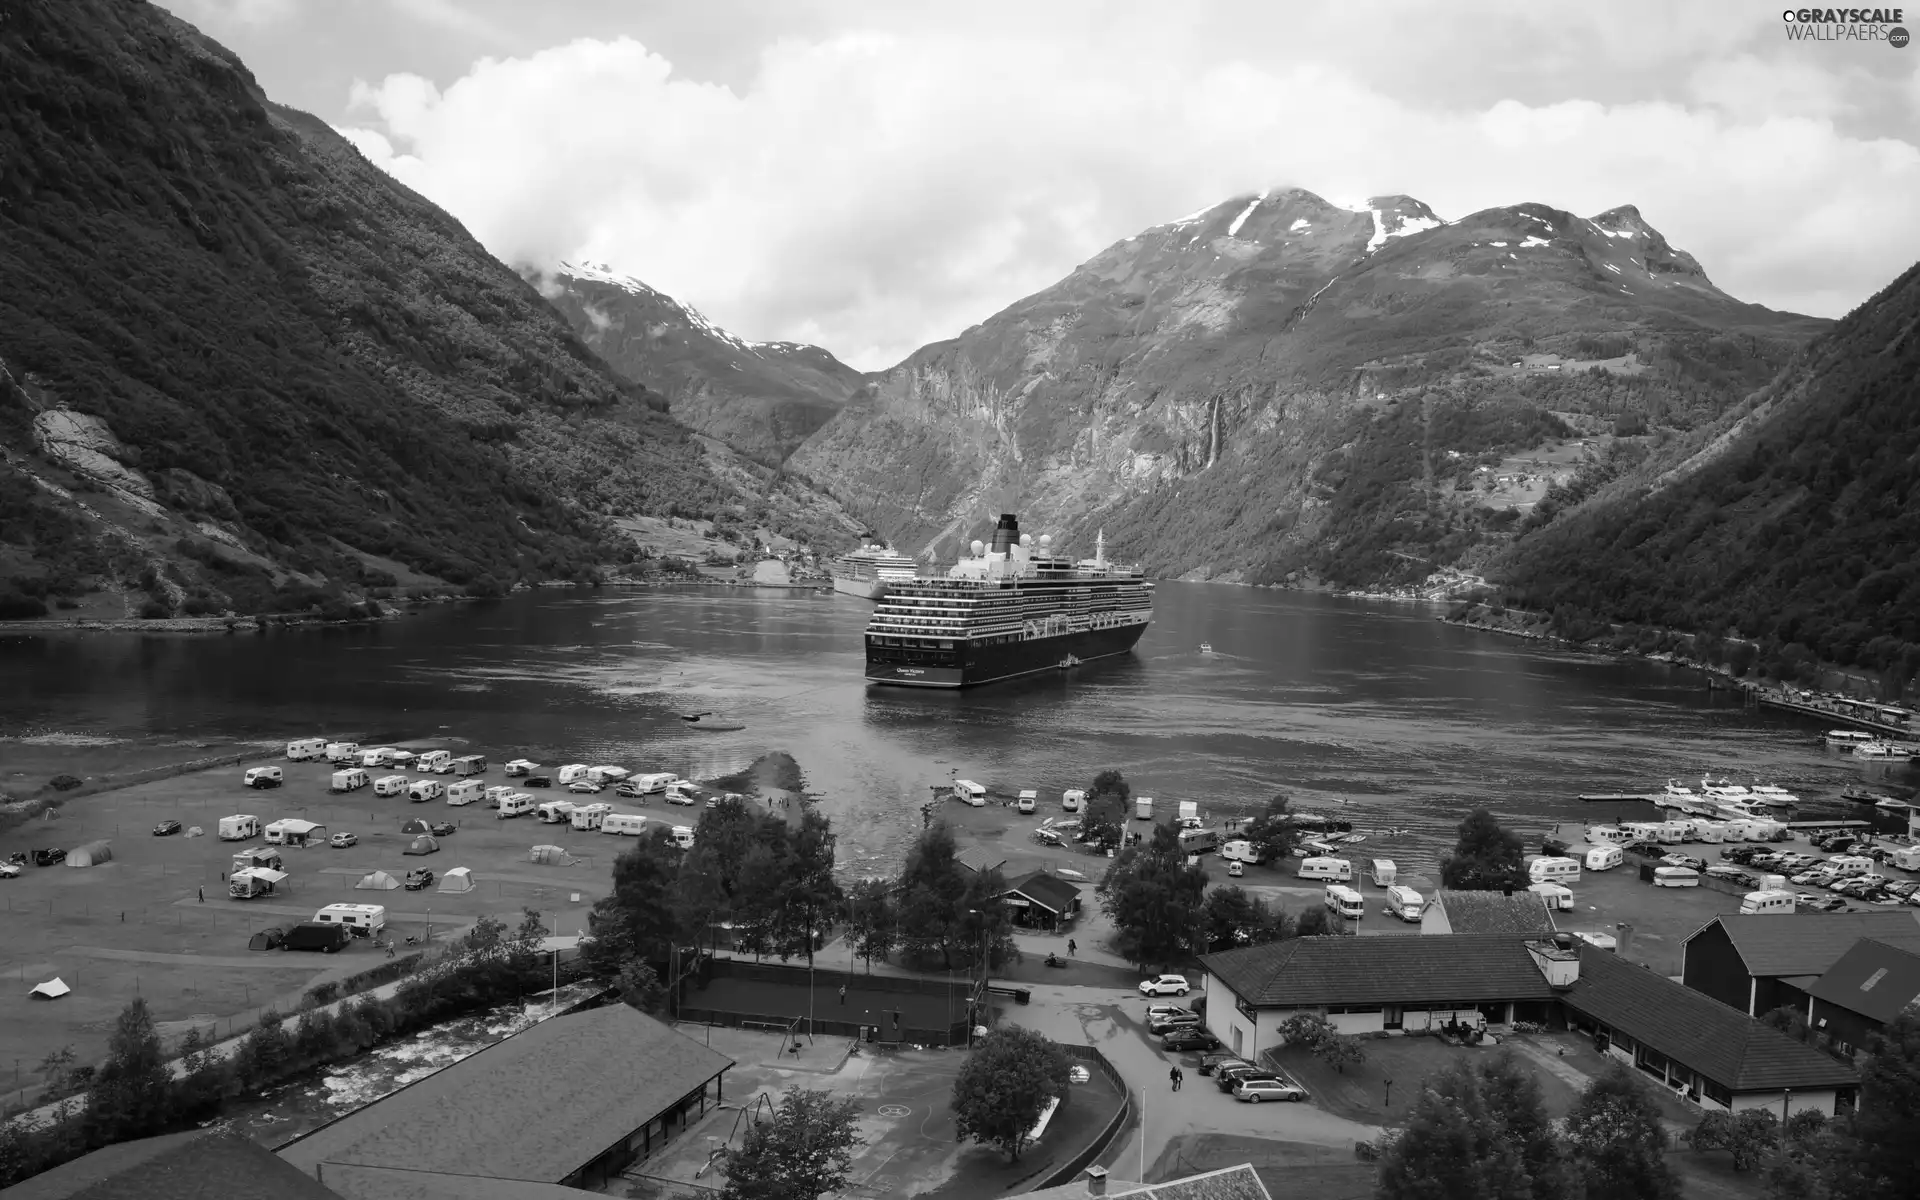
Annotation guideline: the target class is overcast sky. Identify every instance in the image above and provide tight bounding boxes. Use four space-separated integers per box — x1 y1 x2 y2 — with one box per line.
161 0 1920 370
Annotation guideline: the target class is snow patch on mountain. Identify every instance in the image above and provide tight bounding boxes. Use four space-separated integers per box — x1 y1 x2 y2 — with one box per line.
1226 188 1271 238
559 260 757 356
1289 219 1311 232
1520 236 1551 248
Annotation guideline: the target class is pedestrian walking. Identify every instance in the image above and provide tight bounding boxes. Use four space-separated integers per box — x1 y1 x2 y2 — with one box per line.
197 887 204 903
1169 1066 1181 1091
839 984 847 1005
1067 939 1076 957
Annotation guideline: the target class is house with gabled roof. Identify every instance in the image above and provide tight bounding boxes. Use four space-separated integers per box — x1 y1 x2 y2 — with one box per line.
1419 888 1557 936
1681 911 1920 1016
1806 938 1920 1056
3 1128 345 1200
999 869 1082 930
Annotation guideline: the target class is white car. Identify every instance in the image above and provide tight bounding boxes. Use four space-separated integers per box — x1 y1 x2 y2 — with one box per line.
1138 974 1191 997
0 862 20 879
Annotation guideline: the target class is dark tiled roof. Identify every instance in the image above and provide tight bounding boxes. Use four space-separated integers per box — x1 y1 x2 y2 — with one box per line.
278 1004 732 1184
1809 938 1920 1024
313 1166 594 1200
1201 934 1558 1008
1005 870 1081 914
1566 945 1859 1092
1693 912 1920 977
4 1128 344 1200
1434 890 1557 936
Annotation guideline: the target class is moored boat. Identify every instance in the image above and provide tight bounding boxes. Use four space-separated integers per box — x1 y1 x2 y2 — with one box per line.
1827 729 1876 749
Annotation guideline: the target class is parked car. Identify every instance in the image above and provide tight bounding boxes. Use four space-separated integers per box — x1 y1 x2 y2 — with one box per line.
1800 894 1848 912
1661 854 1708 871
1138 974 1191 997
429 822 456 837
329 832 358 849
404 868 435 891
1705 865 1752 883
1883 880 1920 898
1199 1052 1248 1076
32 848 66 867
1162 1028 1220 1053
567 780 603 795
1621 840 1665 857
614 781 650 799
1216 1064 1278 1092
1145 1003 1192 1022
1148 1011 1204 1035
1720 845 1762 865
524 775 552 788
152 820 182 837
0 861 20 879
1234 1077 1308 1103
666 791 698 806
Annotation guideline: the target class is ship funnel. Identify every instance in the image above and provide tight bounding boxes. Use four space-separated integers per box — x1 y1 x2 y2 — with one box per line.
990 514 1020 554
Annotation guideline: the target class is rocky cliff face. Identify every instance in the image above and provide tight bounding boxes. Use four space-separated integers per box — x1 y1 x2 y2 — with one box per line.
788 188 1830 585
539 263 865 464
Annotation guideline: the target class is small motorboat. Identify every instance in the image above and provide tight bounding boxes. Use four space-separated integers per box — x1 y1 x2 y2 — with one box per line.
1054 868 1088 881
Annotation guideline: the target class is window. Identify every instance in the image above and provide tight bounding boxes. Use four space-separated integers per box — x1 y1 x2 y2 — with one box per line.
1702 1078 1732 1106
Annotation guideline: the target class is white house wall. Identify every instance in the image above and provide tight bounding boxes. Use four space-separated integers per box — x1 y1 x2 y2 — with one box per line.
1731 1089 1838 1119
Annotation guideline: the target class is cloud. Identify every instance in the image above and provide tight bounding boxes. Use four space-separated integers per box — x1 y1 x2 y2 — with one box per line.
338 23 1920 370
163 0 296 26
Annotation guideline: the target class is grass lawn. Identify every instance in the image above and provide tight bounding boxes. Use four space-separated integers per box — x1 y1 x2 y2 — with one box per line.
1268 1035 1581 1127
1155 1134 1376 1200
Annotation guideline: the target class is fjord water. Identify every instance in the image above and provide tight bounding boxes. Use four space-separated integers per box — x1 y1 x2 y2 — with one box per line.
2 584 1905 876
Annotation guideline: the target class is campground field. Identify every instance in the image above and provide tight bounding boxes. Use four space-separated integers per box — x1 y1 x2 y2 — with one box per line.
0 738 709 1106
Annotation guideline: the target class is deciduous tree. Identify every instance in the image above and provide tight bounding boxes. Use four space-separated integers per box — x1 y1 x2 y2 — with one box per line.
1083 769 1131 850
1687 1109 1779 1171
720 1085 863 1200
618 959 667 1015
846 878 898 971
1564 1063 1679 1200
1377 1060 1536 1200
951 1026 1072 1162
85 997 173 1143
583 835 680 978
895 822 969 968
1240 792 1299 863
1098 824 1208 968
1439 808 1529 892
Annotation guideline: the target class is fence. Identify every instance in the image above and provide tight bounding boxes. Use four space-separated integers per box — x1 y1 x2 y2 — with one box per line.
1026 1043 1134 1192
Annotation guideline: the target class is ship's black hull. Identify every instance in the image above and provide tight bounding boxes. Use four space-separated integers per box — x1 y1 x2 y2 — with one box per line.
866 622 1148 688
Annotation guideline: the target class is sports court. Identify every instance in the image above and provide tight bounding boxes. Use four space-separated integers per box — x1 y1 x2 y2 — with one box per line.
682 970 980 1043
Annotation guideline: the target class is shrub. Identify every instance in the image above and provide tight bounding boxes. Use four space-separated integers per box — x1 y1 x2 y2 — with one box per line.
138 600 170 619
0 589 48 618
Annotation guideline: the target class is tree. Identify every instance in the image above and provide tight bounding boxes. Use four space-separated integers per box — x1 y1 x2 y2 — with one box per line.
617 959 667 1015
1098 824 1209 968
1687 1109 1779 1171
85 997 174 1143
1296 904 1348 937
1377 1060 1537 1200
895 823 969 968
721 1085 863 1200
1476 1052 1574 1200
1439 809 1529 892
1240 792 1299 863
1761 1004 1813 1043
951 1026 1072 1162
37 1045 76 1096
846 878 897 971
583 835 680 978
1082 769 1130 850
1203 885 1263 951
1275 1013 1366 1074
1832 1006 1920 1200
782 809 844 967
1564 1064 1680 1200
173 1025 231 1118
958 867 1019 972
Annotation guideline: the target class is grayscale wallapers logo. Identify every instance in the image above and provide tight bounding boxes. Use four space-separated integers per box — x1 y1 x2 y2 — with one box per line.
1781 8 1910 44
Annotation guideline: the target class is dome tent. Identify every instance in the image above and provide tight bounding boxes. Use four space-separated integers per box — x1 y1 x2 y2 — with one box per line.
355 870 401 891
437 866 474 894
66 840 112 867
529 845 571 865
403 835 438 856
399 818 432 835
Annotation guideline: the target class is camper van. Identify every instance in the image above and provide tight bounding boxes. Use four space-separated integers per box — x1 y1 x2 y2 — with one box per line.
1177 827 1219 855
602 812 650 836
374 774 408 797
415 751 453 774
283 922 353 953
227 869 283 900
1298 856 1352 882
1685 820 1727 844
1062 789 1086 812
446 780 483 807
1385 884 1424 921
1653 866 1701 887
504 759 538 777
312 903 386 938
1016 790 1038 814
663 780 700 805
1325 885 1366 920
358 747 398 769
1528 856 1582 885
1886 846 1920 871
244 766 283 789
627 773 677 794
496 794 536 819
1221 840 1268 865
670 825 695 850
324 742 360 763
218 814 262 841
1740 889 1796 915
1584 844 1624 872
1135 796 1154 821
285 737 327 762
557 764 591 786
452 755 488 778
570 803 612 831
951 780 987 806
231 846 282 874
330 768 370 793
1369 859 1397 887
536 800 576 824
482 785 515 808
408 779 445 803
1657 821 1693 844
1529 882 1575 911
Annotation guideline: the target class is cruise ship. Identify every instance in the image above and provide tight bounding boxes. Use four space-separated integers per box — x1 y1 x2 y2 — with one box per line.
827 539 920 600
864 514 1153 688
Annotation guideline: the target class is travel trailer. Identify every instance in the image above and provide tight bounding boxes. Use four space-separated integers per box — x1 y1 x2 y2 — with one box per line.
226 868 285 900
1657 821 1692 844
952 779 987 806
587 765 629 785
557 764 591 786
312 903 386 937
218 814 261 841
324 742 360 763
1177 827 1219 855
263 819 323 846
374 774 408 797
1739 889 1796 915
484 785 516 807
1528 882 1575 911
601 812 649 836
285 738 327 761
1886 846 1920 871
1528 856 1582 885
496 794 536 819
1585 825 1633 847
570 803 612 831
1016 790 1038 814
1062 789 1086 812
628 773 678 794
1325 885 1366 920
231 846 282 875
330 768 369 793
445 780 483 807
670 825 696 850
536 800 576 824
358 747 398 769
1221 840 1268 865
1177 800 1200 827
1369 859 1397 886
244 766 283 788
1687 820 1728 844
504 759 538 776
415 751 453 774
1584 844 1624 872
1298 856 1352 882
408 779 445 803
452 755 487 778
1384 884 1424 921
1135 796 1154 820
1653 866 1701 887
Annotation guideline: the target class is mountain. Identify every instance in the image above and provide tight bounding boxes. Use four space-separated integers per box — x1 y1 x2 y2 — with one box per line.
1497 259 1920 684
538 262 865 464
787 187 1831 584
0 0 856 621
